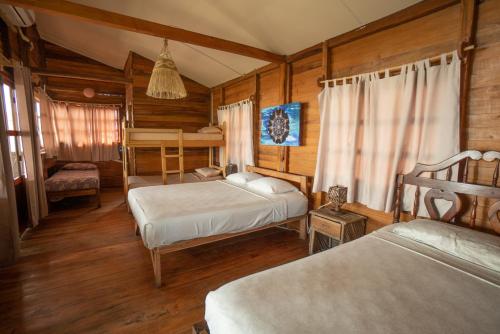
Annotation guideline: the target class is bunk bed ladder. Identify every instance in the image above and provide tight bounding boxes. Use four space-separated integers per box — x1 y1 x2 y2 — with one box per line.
161 129 184 184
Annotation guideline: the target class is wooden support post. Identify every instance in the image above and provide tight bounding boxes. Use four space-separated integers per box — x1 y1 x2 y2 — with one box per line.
150 249 162 288
161 145 167 185
276 63 291 172
178 130 184 183
122 131 129 203
458 0 479 151
393 175 403 223
457 0 479 182
253 73 259 166
299 217 307 240
319 40 331 87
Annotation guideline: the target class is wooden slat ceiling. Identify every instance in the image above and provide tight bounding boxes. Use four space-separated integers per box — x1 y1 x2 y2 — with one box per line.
33 0 420 87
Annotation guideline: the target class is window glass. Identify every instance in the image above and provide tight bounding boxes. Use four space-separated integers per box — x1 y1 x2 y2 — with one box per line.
3 84 14 130
2 83 23 179
17 136 26 177
35 101 44 148
8 137 19 179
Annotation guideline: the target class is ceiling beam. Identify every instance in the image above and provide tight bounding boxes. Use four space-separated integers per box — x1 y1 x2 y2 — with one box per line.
1 0 285 63
31 67 131 84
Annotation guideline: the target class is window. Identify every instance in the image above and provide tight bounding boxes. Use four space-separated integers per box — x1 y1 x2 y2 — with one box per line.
35 100 44 149
2 83 25 179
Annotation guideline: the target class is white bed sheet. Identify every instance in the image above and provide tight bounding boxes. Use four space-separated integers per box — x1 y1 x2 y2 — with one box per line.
205 225 500 334
128 180 307 249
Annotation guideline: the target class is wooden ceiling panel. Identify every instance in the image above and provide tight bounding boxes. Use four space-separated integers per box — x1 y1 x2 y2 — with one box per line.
30 0 421 87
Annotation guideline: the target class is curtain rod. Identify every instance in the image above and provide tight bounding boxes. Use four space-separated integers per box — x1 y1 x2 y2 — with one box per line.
318 48 472 86
50 99 123 108
217 94 255 110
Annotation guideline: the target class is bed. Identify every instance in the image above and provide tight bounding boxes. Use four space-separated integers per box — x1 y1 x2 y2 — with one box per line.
202 150 500 334
45 162 101 208
128 166 309 287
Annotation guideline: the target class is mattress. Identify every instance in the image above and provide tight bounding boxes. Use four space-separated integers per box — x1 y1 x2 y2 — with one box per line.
205 224 500 334
128 180 308 249
45 169 99 192
127 173 223 189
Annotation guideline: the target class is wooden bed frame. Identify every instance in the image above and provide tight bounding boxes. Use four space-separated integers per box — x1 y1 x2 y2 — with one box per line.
393 150 500 234
122 123 227 199
142 165 309 287
46 188 101 209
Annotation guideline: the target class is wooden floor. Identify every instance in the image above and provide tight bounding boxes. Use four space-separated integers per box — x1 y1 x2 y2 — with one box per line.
0 189 309 334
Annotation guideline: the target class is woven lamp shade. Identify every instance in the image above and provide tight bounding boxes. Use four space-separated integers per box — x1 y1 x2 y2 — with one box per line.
146 39 187 99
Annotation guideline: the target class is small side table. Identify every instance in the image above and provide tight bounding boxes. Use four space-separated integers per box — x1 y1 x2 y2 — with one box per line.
309 207 367 254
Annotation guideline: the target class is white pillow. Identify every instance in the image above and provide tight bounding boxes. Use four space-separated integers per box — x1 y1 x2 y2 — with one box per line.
391 219 500 272
195 167 221 177
226 172 262 185
247 177 298 194
197 126 222 134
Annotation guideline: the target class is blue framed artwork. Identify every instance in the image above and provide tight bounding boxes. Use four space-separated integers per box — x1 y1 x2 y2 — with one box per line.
260 102 301 146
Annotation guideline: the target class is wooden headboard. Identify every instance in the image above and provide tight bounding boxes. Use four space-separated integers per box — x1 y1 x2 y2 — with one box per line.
246 166 308 195
393 150 500 234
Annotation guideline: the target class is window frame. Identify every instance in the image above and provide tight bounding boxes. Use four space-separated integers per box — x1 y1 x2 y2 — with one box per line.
1 79 25 181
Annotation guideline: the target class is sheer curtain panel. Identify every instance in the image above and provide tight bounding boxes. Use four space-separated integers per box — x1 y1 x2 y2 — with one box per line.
38 89 58 158
217 99 254 173
43 102 120 161
313 52 460 213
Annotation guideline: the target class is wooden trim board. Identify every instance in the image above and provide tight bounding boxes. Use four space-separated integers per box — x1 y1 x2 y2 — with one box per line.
30 67 131 84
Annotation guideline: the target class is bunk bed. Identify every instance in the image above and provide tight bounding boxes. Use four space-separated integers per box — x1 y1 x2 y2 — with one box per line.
122 124 227 197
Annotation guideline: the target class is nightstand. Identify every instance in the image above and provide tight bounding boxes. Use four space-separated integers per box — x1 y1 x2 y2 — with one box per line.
309 206 367 254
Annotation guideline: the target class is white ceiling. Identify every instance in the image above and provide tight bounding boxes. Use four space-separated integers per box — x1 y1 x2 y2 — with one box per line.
34 0 420 88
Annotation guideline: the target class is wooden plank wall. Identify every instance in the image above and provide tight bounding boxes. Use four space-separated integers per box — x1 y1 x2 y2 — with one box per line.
41 42 125 105
463 0 500 229
126 52 212 175
211 0 500 232
23 31 126 188
24 30 126 106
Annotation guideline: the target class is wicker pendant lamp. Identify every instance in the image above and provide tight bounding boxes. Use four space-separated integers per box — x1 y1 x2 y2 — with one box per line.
146 39 187 99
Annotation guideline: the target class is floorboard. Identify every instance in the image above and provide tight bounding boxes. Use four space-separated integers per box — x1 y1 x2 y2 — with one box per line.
0 189 309 333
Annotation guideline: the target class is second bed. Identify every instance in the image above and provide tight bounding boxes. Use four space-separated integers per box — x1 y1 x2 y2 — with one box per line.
127 166 309 287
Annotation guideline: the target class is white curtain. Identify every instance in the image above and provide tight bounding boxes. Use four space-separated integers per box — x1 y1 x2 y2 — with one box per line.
38 89 58 158
14 63 48 226
313 52 460 213
217 99 254 173
0 77 19 265
43 102 120 161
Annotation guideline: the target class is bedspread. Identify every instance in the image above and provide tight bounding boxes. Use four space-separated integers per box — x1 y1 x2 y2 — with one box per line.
45 169 99 192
